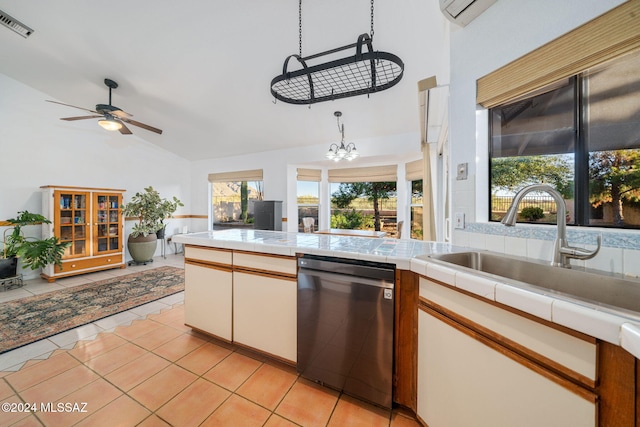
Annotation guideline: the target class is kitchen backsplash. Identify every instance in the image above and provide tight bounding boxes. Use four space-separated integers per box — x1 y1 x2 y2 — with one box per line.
453 222 640 278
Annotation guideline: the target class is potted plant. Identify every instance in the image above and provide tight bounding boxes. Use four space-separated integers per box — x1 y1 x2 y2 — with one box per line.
121 186 183 264
1 211 70 278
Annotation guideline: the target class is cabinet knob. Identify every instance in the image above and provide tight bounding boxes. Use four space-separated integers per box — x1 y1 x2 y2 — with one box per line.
71 264 76 268
107 259 111 262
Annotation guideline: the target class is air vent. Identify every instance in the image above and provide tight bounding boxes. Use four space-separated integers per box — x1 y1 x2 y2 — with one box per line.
0 10 34 38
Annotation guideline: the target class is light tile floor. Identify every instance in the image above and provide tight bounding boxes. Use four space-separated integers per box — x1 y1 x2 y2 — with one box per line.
0 255 420 426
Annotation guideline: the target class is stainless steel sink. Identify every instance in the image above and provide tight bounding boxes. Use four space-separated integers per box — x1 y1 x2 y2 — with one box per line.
420 251 640 320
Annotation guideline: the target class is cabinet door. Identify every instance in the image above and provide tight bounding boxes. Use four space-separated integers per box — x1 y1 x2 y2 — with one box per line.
417 309 596 427
184 262 232 341
55 190 89 259
94 193 122 255
233 271 296 362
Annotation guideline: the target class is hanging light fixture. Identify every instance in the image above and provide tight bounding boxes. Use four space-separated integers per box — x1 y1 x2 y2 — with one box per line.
326 112 359 162
97 114 122 131
271 0 404 105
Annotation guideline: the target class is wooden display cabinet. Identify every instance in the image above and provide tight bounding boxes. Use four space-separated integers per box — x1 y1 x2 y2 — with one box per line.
41 186 126 282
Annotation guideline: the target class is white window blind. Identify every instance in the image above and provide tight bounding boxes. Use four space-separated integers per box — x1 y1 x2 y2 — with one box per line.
328 165 397 183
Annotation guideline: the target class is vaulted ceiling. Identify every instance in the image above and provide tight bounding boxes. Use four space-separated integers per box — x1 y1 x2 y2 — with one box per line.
0 0 449 161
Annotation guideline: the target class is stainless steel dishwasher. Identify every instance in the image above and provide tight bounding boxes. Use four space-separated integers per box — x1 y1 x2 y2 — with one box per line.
297 254 395 408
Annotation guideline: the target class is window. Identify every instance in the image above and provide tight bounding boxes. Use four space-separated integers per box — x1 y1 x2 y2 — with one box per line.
410 179 423 239
330 182 398 236
490 50 640 228
209 169 264 227
211 180 263 226
297 181 319 232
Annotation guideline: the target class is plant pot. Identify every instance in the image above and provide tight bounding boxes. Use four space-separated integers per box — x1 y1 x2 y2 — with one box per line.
127 233 158 263
0 257 18 279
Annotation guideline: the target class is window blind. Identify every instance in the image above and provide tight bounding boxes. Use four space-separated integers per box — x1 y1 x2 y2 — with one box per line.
477 0 640 108
328 165 397 183
405 159 423 181
296 168 321 182
208 169 263 182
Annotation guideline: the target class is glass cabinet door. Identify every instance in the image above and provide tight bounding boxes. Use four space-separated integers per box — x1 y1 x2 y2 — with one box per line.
55 191 89 258
94 193 122 254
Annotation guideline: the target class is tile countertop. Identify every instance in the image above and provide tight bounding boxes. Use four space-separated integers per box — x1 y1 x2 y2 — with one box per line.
172 229 640 360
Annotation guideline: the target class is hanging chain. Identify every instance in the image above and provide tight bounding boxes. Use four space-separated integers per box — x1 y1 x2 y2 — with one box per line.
370 0 375 40
299 0 303 57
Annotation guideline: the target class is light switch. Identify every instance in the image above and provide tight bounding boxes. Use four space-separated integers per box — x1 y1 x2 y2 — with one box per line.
456 163 468 180
454 212 465 229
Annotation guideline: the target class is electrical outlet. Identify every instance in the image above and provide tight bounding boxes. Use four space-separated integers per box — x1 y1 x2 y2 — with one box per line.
454 212 465 229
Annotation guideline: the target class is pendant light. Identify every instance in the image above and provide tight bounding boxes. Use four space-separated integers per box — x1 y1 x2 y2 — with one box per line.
326 112 359 162
271 0 404 105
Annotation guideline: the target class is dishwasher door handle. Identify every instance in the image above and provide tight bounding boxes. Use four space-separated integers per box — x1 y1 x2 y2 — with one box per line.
298 269 394 289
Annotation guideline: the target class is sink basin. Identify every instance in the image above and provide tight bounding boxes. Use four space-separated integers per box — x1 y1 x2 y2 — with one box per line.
420 251 640 320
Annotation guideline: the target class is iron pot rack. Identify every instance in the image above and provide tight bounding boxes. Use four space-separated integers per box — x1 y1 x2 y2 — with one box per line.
270 33 404 105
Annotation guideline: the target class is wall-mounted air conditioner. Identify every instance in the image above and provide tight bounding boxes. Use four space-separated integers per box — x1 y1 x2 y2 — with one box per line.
439 0 497 27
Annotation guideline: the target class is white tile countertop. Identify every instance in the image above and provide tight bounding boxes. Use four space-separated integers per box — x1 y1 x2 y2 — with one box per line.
173 229 640 360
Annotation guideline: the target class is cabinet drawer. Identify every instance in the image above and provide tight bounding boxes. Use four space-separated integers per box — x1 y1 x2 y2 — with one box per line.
233 251 296 276
185 246 232 266
56 254 123 273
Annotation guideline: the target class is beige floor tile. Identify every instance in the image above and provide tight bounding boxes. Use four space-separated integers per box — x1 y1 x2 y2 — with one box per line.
0 378 13 400
391 411 422 426
84 342 148 375
327 394 391 427
74 394 150 427
104 351 170 391
5 352 80 391
201 394 271 427
264 414 301 427
237 363 297 410
137 414 172 426
68 333 127 362
36 378 122 426
147 305 184 325
155 378 230 427
131 324 183 351
275 378 340 427
152 333 207 361
129 364 197 411
0 394 31 426
20 364 99 404
203 352 261 391
175 342 233 375
114 318 162 341
6 412 43 427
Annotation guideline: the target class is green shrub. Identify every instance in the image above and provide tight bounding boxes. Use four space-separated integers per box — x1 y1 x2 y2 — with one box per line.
520 206 545 221
330 210 373 229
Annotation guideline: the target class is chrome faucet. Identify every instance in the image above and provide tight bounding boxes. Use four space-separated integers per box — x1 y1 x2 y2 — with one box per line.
501 184 601 268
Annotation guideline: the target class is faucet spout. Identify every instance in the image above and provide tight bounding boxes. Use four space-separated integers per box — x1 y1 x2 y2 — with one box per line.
501 184 600 268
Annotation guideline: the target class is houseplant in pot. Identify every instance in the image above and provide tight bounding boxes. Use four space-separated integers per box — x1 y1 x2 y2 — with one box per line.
122 186 182 264
1 211 70 278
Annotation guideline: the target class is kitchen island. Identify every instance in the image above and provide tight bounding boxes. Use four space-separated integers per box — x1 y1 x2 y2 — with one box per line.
173 229 640 426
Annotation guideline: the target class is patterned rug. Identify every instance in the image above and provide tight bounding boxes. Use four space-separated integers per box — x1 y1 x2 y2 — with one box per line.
0 266 184 354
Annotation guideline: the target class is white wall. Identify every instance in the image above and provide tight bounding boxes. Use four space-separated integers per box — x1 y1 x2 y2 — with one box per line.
448 0 640 277
0 74 192 277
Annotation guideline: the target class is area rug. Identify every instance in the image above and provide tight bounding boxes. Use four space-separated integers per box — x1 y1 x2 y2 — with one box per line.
0 266 184 354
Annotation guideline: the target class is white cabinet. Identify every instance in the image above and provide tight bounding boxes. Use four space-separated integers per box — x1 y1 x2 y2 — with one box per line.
417 277 597 427
233 271 297 362
183 247 233 341
182 247 297 362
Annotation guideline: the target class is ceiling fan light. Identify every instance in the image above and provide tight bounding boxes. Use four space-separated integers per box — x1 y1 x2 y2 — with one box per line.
98 118 122 131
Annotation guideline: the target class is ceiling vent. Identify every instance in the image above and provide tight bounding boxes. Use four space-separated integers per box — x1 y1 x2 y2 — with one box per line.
0 10 34 38
439 0 497 27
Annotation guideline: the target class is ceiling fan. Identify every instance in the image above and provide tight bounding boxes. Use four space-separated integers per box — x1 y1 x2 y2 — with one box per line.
46 78 162 135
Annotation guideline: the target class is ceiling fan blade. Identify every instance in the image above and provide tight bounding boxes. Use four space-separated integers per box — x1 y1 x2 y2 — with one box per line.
118 121 133 135
46 100 98 114
122 118 163 135
61 115 103 121
110 109 133 119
